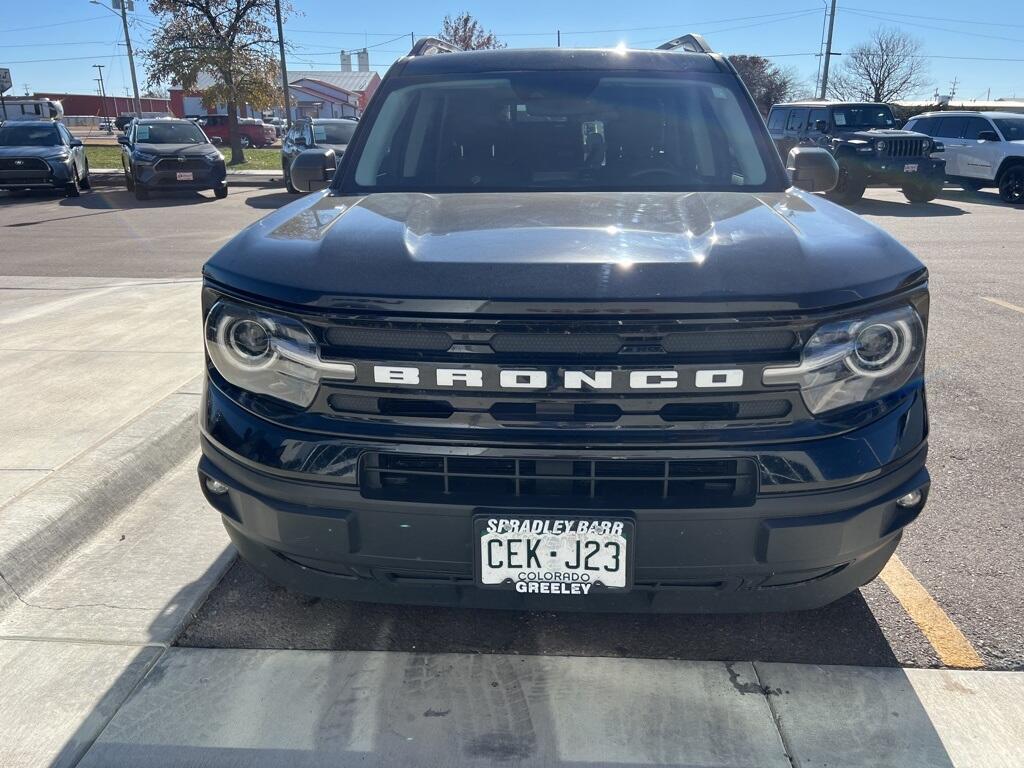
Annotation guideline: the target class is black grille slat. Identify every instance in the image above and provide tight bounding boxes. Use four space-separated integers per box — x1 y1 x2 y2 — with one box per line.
154 158 209 172
490 333 622 355
0 158 48 171
362 453 757 508
886 139 924 159
325 326 453 351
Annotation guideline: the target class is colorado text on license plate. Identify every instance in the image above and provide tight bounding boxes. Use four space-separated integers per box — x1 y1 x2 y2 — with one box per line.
176 171 193 181
478 517 630 593
904 163 918 172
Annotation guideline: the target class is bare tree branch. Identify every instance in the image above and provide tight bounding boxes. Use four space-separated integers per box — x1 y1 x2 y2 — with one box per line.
827 26 930 103
438 12 505 50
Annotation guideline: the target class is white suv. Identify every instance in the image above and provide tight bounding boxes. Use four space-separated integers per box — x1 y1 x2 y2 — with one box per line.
905 111 1024 204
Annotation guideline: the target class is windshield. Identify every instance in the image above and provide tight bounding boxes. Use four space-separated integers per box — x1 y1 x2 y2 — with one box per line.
994 117 1024 141
347 71 781 193
315 122 357 145
136 122 208 144
832 105 897 129
0 123 61 147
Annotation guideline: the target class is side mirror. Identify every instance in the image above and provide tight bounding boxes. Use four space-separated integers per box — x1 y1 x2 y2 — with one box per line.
117 136 131 145
787 146 839 193
815 119 828 133
895 118 905 128
289 148 336 192
294 136 307 147
978 130 1000 142
69 138 84 148
211 136 223 146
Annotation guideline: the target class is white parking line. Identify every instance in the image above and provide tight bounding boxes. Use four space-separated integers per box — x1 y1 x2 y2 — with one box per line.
981 297 1024 315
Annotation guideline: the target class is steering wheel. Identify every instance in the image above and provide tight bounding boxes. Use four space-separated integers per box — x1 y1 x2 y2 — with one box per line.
627 167 679 182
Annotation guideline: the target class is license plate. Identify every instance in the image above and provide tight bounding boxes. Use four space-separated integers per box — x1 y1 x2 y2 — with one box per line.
904 163 918 173
176 171 193 181
475 516 633 594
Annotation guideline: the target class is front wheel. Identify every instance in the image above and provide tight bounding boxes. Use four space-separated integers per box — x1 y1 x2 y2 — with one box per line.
64 171 81 198
998 164 1024 204
902 180 942 204
79 163 91 190
283 163 299 194
134 184 149 201
214 185 228 199
962 179 986 192
825 163 865 204
240 135 252 149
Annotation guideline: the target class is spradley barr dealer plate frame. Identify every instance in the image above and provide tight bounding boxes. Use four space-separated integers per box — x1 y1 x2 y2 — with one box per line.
473 514 635 595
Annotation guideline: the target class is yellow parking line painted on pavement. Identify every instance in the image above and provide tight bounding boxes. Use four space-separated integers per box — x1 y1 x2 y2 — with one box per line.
981 296 1024 315
879 555 984 669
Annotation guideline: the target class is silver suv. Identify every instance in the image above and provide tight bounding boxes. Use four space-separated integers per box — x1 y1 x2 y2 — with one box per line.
905 111 1024 204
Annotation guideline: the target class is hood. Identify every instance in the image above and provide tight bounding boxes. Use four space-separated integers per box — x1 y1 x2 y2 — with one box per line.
204 190 926 313
135 142 218 156
837 128 930 141
0 145 68 161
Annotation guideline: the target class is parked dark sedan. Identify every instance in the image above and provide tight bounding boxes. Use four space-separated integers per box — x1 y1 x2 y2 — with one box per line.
281 117 357 193
0 120 90 197
119 118 227 200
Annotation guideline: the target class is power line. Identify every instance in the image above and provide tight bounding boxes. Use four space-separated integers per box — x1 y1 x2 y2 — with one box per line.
842 8 1024 44
840 4 1024 29
0 16 109 34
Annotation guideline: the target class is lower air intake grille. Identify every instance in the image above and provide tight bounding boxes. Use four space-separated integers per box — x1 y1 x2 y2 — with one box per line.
361 453 758 508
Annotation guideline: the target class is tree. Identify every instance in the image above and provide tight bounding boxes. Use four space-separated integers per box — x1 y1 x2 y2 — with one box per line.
728 55 798 116
826 27 930 103
142 86 170 99
145 0 286 164
439 12 505 50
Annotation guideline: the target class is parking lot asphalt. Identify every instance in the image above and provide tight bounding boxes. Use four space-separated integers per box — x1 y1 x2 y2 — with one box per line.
3 183 1022 671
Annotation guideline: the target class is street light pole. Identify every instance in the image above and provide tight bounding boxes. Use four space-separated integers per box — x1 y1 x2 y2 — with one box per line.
819 0 838 100
93 64 110 131
90 1 142 116
274 0 291 129
118 0 142 115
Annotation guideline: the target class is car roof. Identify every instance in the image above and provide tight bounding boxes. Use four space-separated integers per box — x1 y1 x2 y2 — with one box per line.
909 111 1024 119
772 101 888 109
136 118 193 124
395 47 725 76
304 117 357 123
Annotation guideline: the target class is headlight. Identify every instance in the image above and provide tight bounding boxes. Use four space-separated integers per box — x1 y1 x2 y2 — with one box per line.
205 300 354 407
133 150 159 163
921 139 930 152
204 150 225 161
763 305 925 415
875 140 887 151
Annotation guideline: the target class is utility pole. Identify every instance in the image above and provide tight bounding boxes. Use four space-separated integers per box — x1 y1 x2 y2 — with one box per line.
118 0 142 115
557 30 561 47
274 0 291 128
93 64 110 131
818 0 837 100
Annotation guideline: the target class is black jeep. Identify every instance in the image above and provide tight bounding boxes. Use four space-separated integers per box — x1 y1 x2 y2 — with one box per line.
767 101 945 204
198 36 930 613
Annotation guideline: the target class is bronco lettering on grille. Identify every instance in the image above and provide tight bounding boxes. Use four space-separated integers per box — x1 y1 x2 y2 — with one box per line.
371 366 744 390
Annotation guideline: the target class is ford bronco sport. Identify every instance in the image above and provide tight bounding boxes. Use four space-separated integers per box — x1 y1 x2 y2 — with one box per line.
767 101 945 204
198 36 930 613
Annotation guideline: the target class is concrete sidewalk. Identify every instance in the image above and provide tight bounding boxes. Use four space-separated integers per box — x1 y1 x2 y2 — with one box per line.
89 168 281 187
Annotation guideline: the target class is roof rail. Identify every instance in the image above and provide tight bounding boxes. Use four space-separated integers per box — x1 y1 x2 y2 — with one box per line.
656 33 714 54
409 37 463 57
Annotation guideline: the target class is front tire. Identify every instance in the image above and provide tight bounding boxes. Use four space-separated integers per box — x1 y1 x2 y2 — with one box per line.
997 164 1024 204
962 179 985 192
283 163 299 194
134 184 149 201
79 163 91 190
902 180 942 204
240 135 252 149
214 185 228 199
825 163 865 204
64 171 81 198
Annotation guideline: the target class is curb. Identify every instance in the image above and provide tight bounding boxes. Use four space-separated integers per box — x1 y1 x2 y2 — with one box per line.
0 383 201 612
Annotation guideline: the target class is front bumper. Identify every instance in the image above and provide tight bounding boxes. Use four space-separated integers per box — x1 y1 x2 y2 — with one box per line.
198 380 929 613
855 156 945 185
134 161 226 190
0 161 71 190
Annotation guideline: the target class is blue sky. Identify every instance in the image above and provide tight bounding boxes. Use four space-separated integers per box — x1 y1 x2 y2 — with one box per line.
2 1 1022 102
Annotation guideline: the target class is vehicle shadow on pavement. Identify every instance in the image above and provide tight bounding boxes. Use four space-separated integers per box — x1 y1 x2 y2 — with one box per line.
48 563 959 768
847 198 966 218
177 558 903 668
245 191 301 209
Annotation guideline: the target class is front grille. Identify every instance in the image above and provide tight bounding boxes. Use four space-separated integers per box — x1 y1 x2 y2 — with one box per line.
320 319 804 362
361 453 758 508
885 139 926 159
155 158 208 172
0 158 48 172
